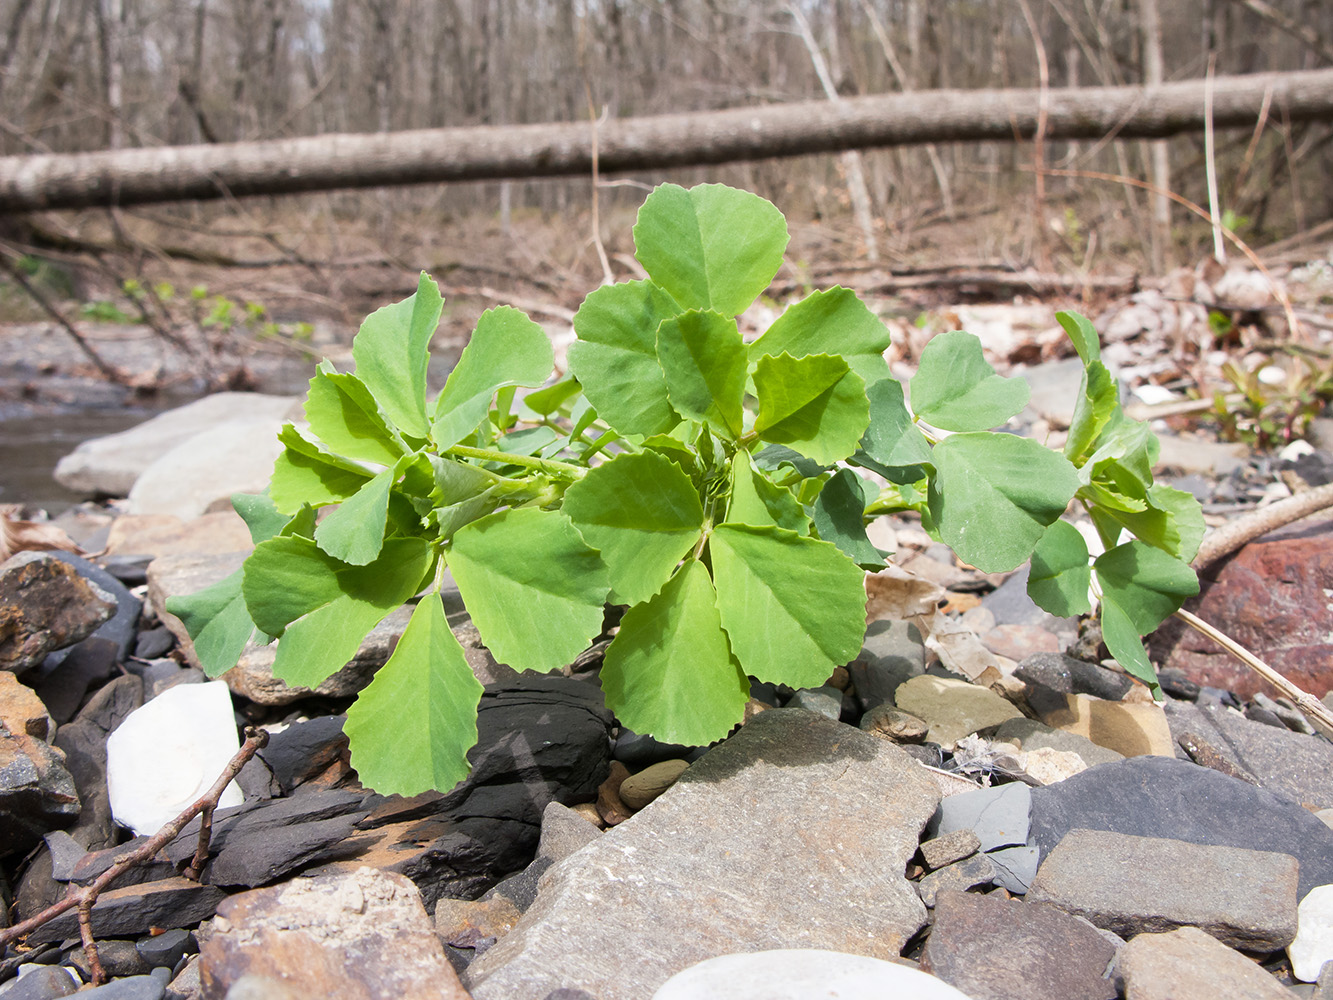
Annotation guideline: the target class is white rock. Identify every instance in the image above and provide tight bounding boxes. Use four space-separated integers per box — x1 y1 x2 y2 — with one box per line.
106 680 244 837
1290 884 1333 982
651 949 974 1000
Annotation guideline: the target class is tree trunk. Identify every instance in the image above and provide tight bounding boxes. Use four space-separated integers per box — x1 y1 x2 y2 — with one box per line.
1 67 1331 214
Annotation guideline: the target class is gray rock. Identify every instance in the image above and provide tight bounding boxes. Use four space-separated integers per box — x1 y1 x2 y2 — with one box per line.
916 853 997 907
1026 828 1298 950
894 675 1024 746
1164 700 1333 809
1015 652 1134 703
919 829 980 870
987 844 1041 894
164 956 200 1000
136 929 195 971
0 728 80 857
133 628 174 661
1115 925 1295 1000
67 940 150 981
1027 755 1333 898
76 973 167 999
0 552 117 673
462 710 941 1000
255 716 348 795
927 782 1031 853
981 565 1076 639
613 730 698 768
28 878 227 944
786 685 842 720
989 718 1124 767
920 889 1119 1000
1021 357 1087 428
536 802 601 865
31 639 120 725
0 966 80 999
44 829 86 880
41 551 142 666
847 619 925 711
53 393 298 498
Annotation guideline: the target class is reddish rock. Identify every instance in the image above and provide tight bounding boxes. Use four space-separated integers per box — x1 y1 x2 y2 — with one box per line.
1151 519 1333 699
0 552 116 673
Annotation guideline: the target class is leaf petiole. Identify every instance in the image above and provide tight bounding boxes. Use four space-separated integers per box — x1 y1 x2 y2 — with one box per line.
446 443 587 479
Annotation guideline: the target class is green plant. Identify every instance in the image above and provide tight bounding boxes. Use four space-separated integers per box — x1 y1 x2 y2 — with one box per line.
167 183 1202 797
1212 353 1333 448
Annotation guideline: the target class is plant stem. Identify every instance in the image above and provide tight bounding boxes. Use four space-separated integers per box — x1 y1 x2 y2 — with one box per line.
447 443 586 479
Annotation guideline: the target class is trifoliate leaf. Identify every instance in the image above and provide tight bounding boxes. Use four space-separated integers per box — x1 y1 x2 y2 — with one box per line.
343 594 484 796
1027 519 1092 617
568 280 681 436
710 523 866 689
352 271 443 440
656 310 747 438
433 306 554 449
242 535 432 689
856 378 932 471
812 469 886 570
448 508 608 673
304 363 406 466
1097 483 1206 564
753 353 869 465
748 287 893 386
600 560 747 747
1094 540 1199 635
910 331 1030 431
926 432 1080 572
561 451 703 605
633 182 788 317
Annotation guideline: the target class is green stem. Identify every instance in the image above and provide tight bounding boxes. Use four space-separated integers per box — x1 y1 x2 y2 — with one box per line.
446 443 586 479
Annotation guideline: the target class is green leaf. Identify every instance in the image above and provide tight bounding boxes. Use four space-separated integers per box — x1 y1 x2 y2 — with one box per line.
433 306 554 449
448 508 608 673
656 310 747 438
164 570 254 678
522 376 583 417
1057 310 1102 365
1064 361 1118 466
633 182 788 316
726 449 810 533
567 280 681 436
269 424 374 513
1027 520 1092 617
561 451 704 605
747 287 893 386
343 595 484 796
1094 540 1200 635
1083 411 1158 491
1097 483 1206 564
1100 601 1162 696
857 379 932 470
231 492 293 545
312 462 401 565
600 560 748 746
812 469 886 570
352 271 443 439
926 432 1080 572
304 363 406 466
710 523 866 688
753 353 869 465
242 536 432 689
910 331 1030 432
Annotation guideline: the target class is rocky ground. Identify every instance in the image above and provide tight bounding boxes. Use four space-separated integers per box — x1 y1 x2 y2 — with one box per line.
3 272 1333 999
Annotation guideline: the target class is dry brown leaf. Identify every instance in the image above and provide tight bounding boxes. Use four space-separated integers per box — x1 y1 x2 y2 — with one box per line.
865 564 945 622
0 506 83 563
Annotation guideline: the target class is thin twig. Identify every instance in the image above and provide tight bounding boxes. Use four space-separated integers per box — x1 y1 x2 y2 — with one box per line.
1193 480 1333 571
1204 56 1225 263
0 728 268 984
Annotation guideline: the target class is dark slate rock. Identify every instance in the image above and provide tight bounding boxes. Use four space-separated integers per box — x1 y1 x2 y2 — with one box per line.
102 555 152 587
1028 755 1333 897
69 836 175 887
485 855 554 913
786 686 842 720
847 619 925 711
613 730 697 768
44 830 86 881
234 755 280 802
0 729 80 857
1164 700 1333 810
51 674 143 851
67 939 151 980
135 929 194 971
28 878 226 944
916 853 996 907
33 638 121 724
921 890 1119 1000
1016 652 1134 703
133 628 174 661
256 715 349 794
13 847 63 925
43 551 142 665
0 965 79 999
1157 667 1201 701
76 973 166 1000
899 743 944 768
0 552 116 674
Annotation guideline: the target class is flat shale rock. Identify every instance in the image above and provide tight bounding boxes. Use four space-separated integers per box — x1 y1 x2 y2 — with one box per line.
920 889 1119 1000
462 709 940 1000
0 552 116 673
1026 828 1298 950
1150 517 1333 699
28 877 226 944
0 726 79 857
1117 926 1294 1000
1164 700 1333 810
1027 756 1333 898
